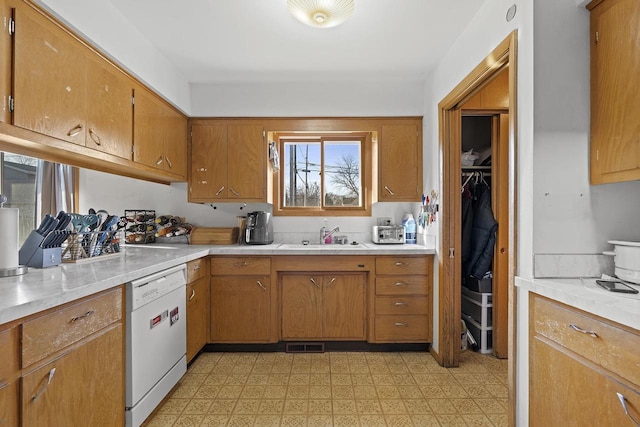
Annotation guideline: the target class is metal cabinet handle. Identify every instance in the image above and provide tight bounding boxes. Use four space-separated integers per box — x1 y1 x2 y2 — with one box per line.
394 302 408 307
256 280 267 291
326 277 337 288
155 155 164 166
165 156 173 169
0 379 9 390
229 187 240 197
88 128 101 146
395 262 407 266
395 322 408 327
384 186 395 195
617 393 640 426
189 289 196 301
198 180 208 185
395 282 408 287
215 186 225 196
310 278 321 288
32 368 56 402
67 124 83 137
196 167 207 172
569 324 598 338
194 265 201 271
234 261 249 267
70 310 94 323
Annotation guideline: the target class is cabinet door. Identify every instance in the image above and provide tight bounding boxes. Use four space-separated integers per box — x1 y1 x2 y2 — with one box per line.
0 0 11 124
379 123 422 201
14 5 87 144
281 274 323 339
210 276 271 342
187 276 209 362
323 274 366 340
0 382 18 427
163 107 188 178
21 325 124 427
85 56 133 159
0 326 18 427
190 124 228 201
590 0 640 183
227 124 265 200
530 336 640 426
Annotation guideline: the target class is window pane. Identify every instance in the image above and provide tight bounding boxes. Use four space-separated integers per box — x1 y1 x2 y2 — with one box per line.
283 142 321 207
1 153 37 244
324 142 361 207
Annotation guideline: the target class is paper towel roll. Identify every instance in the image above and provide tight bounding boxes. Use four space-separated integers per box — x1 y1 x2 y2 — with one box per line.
0 208 19 269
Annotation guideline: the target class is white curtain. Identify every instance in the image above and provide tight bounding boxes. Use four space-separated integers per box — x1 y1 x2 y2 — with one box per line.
35 160 75 220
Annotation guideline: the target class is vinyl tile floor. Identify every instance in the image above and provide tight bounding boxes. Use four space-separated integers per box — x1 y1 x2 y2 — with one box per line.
143 350 508 427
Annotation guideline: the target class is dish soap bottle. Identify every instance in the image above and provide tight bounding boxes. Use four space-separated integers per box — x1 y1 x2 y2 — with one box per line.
402 213 417 244
320 218 331 244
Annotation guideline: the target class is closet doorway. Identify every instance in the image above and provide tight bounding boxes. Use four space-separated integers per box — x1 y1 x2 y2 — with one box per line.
436 32 517 422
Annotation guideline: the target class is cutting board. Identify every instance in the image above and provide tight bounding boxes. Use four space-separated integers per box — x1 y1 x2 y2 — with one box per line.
189 227 239 245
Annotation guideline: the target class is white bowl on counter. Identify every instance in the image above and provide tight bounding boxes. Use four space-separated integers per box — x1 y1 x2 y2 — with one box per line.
604 240 640 284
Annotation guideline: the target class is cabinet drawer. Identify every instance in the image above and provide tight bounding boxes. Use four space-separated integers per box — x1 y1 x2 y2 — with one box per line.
375 315 429 341
22 287 122 368
211 257 271 275
375 296 429 315
187 257 209 283
532 294 640 386
376 257 429 276
0 326 18 382
375 277 428 295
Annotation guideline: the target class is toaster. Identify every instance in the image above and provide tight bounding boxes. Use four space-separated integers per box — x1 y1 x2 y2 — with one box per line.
372 225 405 244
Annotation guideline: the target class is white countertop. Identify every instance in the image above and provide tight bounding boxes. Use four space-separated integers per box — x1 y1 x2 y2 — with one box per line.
0 242 434 325
515 276 640 331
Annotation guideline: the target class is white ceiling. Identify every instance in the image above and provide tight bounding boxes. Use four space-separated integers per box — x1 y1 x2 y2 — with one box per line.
105 0 486 84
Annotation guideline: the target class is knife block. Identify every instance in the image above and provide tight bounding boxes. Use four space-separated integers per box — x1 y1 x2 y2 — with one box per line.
18 230 62 268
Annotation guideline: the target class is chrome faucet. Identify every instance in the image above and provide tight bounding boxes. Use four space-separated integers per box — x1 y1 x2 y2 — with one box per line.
321 226 340 244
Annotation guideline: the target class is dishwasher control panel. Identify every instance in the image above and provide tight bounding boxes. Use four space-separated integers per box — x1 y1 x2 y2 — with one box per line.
127 264 186 310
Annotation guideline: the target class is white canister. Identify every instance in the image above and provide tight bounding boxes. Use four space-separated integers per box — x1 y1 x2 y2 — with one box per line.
0 207 19 269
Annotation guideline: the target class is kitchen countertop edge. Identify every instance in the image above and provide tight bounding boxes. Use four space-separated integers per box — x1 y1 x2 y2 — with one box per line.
0 243 435 325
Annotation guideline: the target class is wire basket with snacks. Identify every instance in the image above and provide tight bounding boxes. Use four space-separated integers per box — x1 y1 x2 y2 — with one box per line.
154 215 193 244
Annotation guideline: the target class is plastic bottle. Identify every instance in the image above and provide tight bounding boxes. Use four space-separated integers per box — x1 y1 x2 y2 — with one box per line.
402 213 417 244
320 218 330 244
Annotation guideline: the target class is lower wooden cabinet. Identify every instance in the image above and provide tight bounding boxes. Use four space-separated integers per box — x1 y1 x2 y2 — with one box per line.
21 325 124 427
186 260 210 362
0 325 19 427
530 294 640 426
281 273 366 340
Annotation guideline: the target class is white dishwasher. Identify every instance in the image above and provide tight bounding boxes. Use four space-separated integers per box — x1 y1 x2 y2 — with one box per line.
125 264 187 427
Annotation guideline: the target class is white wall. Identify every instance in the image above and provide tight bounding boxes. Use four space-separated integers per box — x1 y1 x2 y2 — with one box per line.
36 0 191 113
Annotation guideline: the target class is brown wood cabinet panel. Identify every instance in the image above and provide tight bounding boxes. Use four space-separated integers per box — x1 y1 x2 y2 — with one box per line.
375 296 429 315
0 381 19 427
375 277 429 296
0 325 18 427
227 124 265 200
21 324 124 427
463 69 509 110
281 274 323 339
530 336 640 426
210 257 271 276
374 315 430 342
589 0 640 184
0 0 11 124
379 122 422 201
22 287 122 368
13 5 87 144
210 276 271 342
190 124 228 200
532 294 640 387
187 257 209 283
322 274 366 340
85 55 133 159
187 275 209 362
375 256 430 276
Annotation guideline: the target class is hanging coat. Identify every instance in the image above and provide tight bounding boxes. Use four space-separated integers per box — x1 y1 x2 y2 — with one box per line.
465 183 497 279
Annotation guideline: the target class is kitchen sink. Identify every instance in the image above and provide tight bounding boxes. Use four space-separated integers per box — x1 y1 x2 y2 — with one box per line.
277 242 369 250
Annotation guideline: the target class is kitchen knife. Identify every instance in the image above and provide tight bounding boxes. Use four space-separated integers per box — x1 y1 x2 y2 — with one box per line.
35 214 53 236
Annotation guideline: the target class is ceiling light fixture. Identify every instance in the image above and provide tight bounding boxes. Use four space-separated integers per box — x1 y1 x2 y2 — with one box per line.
287 0 355 29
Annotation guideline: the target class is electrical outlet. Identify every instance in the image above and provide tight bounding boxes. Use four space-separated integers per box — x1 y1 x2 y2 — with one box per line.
377 217 392 226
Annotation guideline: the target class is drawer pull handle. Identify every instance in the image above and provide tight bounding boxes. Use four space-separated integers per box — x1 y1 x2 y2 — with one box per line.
155 155 164 166
617 393 640 427
0 379 9 390
193 265 201 271
165 156 173 169
70 310 95 323
395 262 406 266
569 324 598 338
32 368 56 402
395 322 408 327
310 278 321 289
326 277 337 288
89 128 101 146
229 187 240 197
234 262 249 267
189 289 196 301
67 124 83 137
384 186 395 195
395 282 408 287
215 186 225 196
256 280 267 291
394 302 408 307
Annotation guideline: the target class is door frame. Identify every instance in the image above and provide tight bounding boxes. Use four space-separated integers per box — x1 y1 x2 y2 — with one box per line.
435 31 518 423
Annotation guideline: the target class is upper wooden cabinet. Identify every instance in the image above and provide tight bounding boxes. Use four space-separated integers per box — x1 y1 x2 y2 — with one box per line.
379 120 423 201
133 86 188 179
13 3 133 159
588 0 640 184
1 0 12 124
189 120 266 202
